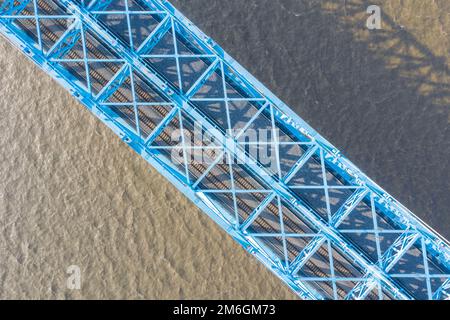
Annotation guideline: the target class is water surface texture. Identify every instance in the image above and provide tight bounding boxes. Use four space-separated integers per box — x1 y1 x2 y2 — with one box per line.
0 0 448 299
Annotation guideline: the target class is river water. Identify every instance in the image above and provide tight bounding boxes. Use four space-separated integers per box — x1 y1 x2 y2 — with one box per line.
0 0 448 299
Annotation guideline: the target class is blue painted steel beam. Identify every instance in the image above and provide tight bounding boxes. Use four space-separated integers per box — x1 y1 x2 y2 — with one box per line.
0 0 449 299
0 0 31 16
289 188 370 275
54 6 412 301
433 278 450 300
346 232 421 300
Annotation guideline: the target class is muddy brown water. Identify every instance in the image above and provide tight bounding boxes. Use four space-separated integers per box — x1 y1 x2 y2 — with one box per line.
0 0 448 299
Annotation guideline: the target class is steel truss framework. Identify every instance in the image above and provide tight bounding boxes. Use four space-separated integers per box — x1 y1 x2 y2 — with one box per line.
0 0 449 300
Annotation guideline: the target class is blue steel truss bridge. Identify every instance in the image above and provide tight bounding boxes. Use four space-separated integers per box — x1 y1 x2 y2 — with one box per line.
0 0 449 300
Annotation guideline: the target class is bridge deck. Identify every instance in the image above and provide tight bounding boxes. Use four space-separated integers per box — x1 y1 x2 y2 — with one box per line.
0 0 449 299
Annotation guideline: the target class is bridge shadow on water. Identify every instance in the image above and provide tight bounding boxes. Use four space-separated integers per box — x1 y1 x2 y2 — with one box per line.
170 0 450 239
